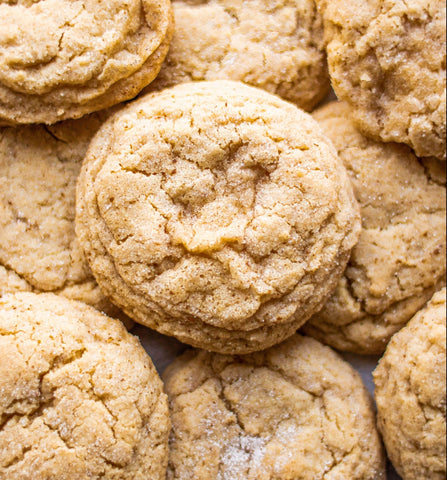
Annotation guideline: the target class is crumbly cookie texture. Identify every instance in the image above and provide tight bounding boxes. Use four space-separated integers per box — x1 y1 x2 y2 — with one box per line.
0 292 170 480
148 0 330 111
374 288 446 480
163 334 386 479
76 80 361 354
0 112 132 327
317 0 446 160
303 101 446 354
0 0 173 125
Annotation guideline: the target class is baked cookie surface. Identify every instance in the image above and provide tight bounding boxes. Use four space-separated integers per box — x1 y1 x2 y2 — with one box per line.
76 80 361 354
0 112 129 322
0 0 173 125
317 0 446 160
149 0 330 111
303 101 446 354
163 334 386 479
0 292 170 480
373 288 446 480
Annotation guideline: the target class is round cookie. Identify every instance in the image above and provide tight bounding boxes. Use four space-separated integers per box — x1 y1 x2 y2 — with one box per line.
0 292 170 480
0 0 173 125
373 288 446 480
316 0 446 160
163 334 386 479
302 101 446 354
0 112 132 327
148 0 330 111
76 80 361 354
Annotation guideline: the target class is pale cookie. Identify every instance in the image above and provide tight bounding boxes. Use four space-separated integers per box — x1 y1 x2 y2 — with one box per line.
76 80 361 354
303 101 446 354
374 288 446 480
0 0 173 125
0 112 132 327
163 334 386 479
148 0 330 111
317 0 446 160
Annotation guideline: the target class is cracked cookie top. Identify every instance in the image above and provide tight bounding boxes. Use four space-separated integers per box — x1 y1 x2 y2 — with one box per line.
303 101 446 354
147 0 330 111
373 288 446 480
163 334 385 479
0 112 132 325
0 292 170 480
317 0 446 160
76 80 361 354
0 0 173 125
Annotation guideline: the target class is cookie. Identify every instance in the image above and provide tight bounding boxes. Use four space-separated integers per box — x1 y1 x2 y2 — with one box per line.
0 292 170 479
148 0 330 111
0 0 173 125
0 112 132 327
76 80 361 354
316 0 446 160
302 101 446 354
373 288 446 480
163 334 386 479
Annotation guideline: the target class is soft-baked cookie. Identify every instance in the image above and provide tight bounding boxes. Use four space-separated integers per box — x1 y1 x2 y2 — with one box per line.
317 0 446 160
303 101 446 354
373 288 446 480
0 0 173 125
76 80 361 354
163 334 386 479
0 112 132 326
148 0 330 111
0 292 170 480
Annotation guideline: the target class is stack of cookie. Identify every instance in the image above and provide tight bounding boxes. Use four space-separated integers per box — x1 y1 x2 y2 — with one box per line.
0 0 445 479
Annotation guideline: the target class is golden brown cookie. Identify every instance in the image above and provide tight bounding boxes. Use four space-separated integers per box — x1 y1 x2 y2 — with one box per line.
0 292 170 480
0 112 132 327
148 0 330 111
0 0 173 125
163 334 386 479
373 288 446 480
303 101 446 354
317 0 446 160
76 80 361 354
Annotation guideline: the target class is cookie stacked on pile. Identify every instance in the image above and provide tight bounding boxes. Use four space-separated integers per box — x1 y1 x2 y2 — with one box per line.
0 1 445 479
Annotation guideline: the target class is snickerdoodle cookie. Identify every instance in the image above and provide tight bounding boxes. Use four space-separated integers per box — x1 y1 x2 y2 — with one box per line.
0 292 170 480
303 101 446 354
76 81 361 354
0 0 173 125
374 288 446 480
0 112 131 324
163 334 386 479
148 0 330 111
317 0 446 160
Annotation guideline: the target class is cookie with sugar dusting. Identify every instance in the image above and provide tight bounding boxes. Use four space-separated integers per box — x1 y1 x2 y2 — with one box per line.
163 333 386 479
0 111 132 327
0 0 173 125
0 292 170 480
76 80 361 354
374 288 446 480
303 101 446 354
148 0 330 111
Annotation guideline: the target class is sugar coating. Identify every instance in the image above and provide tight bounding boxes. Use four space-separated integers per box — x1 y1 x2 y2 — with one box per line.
317 0 446 160
149 0 330 111
0 112 131 325
0 0 173 125
304 101 446 354
374 288 446 480
0 292 170 480
76 80 361 354
164 334 386 479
